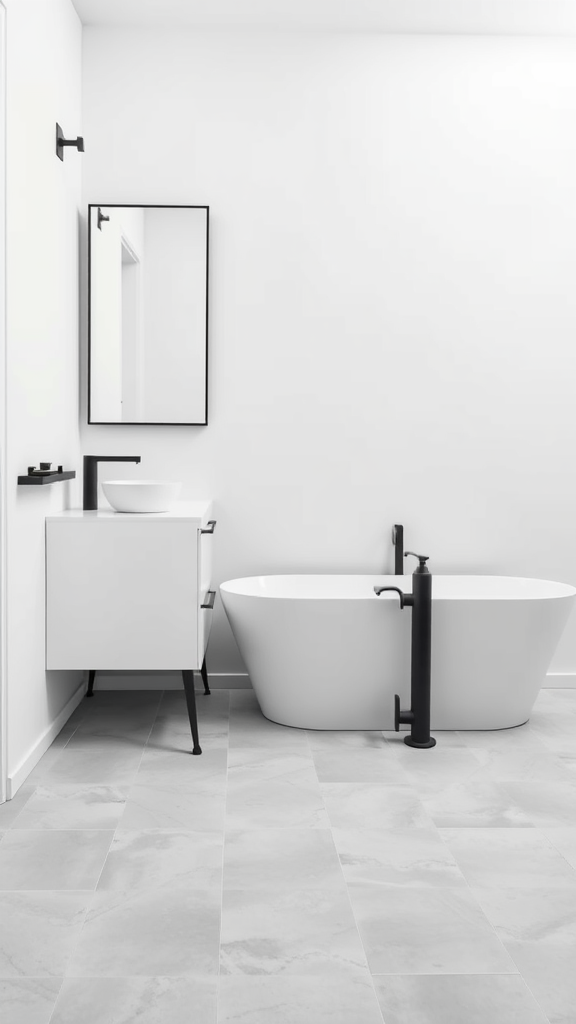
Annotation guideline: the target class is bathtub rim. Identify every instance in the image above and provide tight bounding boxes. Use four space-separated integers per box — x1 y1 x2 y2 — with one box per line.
220 573 576 602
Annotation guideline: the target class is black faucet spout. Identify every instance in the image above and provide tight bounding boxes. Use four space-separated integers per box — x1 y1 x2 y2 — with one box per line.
83 455 141 511
373 585 413 610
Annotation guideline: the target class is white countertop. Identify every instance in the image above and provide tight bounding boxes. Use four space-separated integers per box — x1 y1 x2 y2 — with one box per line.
46 500 213 522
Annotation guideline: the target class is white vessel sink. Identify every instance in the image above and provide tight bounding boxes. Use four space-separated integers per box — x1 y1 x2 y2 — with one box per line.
102 480 182 513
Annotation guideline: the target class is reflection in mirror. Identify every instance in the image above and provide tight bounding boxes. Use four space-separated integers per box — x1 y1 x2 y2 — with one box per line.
88 204 208 424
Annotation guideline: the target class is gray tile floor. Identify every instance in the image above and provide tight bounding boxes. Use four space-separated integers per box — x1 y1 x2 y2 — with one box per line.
1 686 576 1023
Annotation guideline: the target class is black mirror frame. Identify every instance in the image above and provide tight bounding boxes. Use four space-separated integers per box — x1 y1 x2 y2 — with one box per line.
87 203 209 426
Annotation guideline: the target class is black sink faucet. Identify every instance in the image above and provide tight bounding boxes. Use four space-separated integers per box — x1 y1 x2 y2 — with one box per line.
374 551 436 749
83 455 141 511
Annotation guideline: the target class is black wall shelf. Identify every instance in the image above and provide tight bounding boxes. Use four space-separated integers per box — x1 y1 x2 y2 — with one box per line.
18 470 76 486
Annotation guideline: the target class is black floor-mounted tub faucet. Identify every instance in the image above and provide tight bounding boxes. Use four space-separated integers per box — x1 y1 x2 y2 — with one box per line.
375 551 436 748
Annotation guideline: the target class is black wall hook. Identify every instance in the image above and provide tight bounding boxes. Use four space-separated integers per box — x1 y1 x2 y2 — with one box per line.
56 123 85 161
97 207 110 230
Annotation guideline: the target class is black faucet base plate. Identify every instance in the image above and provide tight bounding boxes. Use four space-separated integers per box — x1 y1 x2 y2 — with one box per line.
404 736 436 748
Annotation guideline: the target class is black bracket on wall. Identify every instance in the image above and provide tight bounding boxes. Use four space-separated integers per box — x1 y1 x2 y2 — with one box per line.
56 123 84 161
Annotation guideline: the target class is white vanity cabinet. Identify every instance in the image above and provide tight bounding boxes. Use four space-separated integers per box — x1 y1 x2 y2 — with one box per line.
45 501 215 754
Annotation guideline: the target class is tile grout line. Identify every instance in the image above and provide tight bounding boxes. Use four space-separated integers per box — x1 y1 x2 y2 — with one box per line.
1 710 97 827
5 689 575 1021
311 726 551 1022
66 691 164 874
42 687 226 1017
51 689 166 999
6 692 165 830
310 726 386 1023
431 804 555 1023
44 977 66 1024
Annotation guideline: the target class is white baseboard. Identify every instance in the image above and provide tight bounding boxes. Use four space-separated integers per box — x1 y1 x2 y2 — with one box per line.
7 679 86 798
91 671 251 691
94 672 574 692
30 671 574 697
544 673 576 689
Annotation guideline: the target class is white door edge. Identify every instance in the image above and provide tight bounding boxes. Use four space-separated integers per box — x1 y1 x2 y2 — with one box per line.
0 0 8 804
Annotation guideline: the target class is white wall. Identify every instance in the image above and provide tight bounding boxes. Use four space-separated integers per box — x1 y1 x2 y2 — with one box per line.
0 2 7 799
6 0 83 790
82 30 576 680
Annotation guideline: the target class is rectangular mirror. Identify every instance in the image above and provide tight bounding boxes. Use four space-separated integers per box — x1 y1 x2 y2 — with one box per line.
88 204 208 424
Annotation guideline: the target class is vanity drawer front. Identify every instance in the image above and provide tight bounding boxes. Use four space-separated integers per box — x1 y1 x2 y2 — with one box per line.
46 518 198 670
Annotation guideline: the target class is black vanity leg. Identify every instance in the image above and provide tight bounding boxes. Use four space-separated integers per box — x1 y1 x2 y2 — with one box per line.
200 658 211 695
87 670 96 698
182 670 202 755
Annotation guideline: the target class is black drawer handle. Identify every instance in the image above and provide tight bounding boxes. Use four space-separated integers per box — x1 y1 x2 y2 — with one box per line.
200 520 216 535
201 590 216 610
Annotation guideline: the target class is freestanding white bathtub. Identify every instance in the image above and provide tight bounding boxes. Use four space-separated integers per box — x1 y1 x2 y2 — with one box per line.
220 575 576 731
